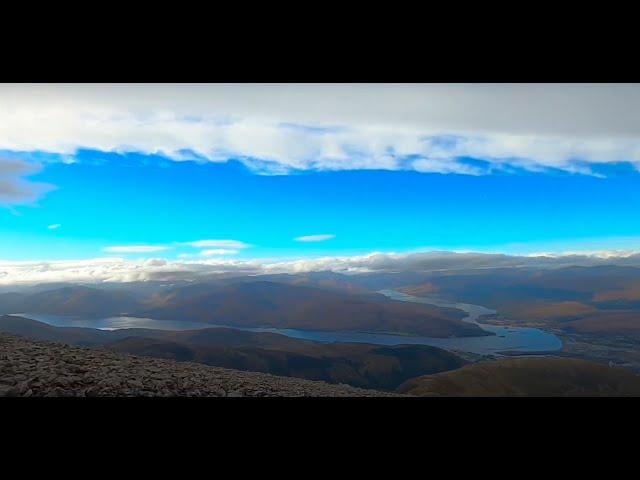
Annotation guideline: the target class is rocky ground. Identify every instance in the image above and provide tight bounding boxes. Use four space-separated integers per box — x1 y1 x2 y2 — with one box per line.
0 333 400 397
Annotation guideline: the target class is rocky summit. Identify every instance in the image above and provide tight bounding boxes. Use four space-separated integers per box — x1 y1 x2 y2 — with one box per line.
0 333 399 397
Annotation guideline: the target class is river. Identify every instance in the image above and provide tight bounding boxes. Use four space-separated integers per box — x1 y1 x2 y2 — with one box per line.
376 289 562 355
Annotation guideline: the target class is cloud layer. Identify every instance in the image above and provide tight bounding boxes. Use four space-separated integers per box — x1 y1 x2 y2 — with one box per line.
3 250 640 286
2 84 640 176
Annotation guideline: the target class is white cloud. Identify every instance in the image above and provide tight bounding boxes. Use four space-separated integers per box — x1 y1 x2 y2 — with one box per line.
200 249 239 256
294 234 335 242
183 239 250 249
2 84 640 176
47 224 61 230
103 245 169 253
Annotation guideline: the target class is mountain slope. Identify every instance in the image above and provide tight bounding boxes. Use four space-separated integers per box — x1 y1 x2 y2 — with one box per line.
397 357 640 396
0 286 140 317
106 337 469 390
140 281 483 337
0 315 114 345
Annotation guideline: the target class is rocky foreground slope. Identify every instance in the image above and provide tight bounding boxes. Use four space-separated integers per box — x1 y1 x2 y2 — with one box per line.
0 333 400 397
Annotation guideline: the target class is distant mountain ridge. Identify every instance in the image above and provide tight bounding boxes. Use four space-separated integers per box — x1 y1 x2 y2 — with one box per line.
0 286 139 318
139 280 482 337
0 280 485 338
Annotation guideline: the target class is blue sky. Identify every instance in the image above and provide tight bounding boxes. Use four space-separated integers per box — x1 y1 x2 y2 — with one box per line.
2 84 640 283
2 148 640 262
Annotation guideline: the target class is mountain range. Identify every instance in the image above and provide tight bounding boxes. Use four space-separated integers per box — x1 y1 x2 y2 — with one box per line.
0 279 485 337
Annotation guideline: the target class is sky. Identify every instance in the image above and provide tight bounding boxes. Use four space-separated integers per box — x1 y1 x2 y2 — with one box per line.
2 83 640 283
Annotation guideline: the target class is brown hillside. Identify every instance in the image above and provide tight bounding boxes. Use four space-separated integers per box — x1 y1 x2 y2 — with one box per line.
140 281 483 337
397 357 640 396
